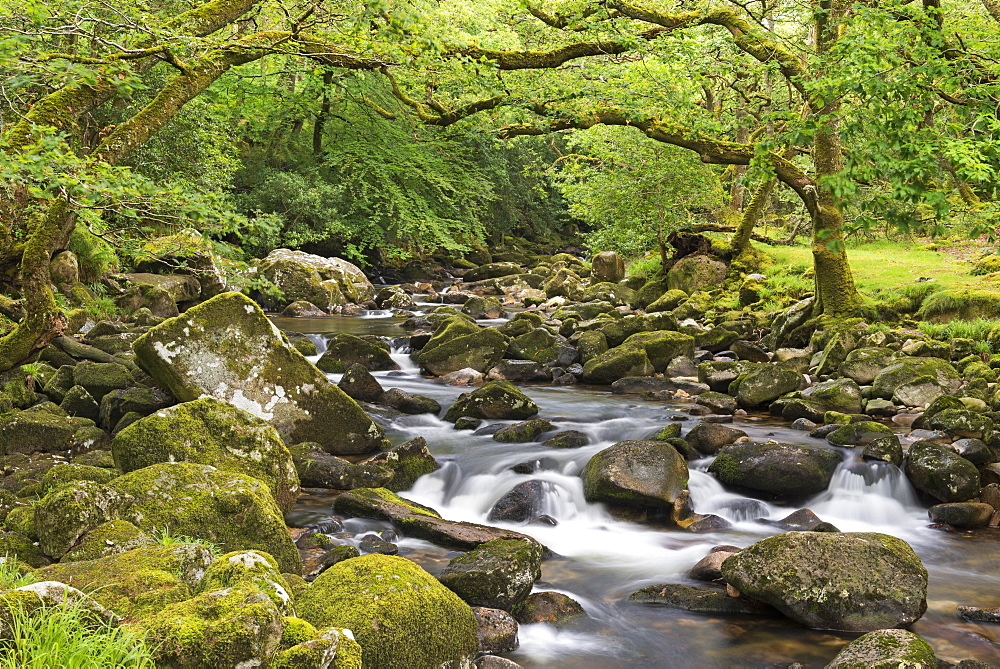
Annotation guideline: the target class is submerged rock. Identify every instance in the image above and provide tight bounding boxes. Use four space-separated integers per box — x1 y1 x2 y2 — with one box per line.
721 531 928 631
824 628 936 668
438 538 543 610
511 591 586 627
444 380 539 422
132 291 387 455
628 583 771 615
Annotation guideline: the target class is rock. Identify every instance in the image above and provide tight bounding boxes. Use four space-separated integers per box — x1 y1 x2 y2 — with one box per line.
730 340 770 363
272 626 361 669
542 430 589 449
375 286 415 310
382 387 441 415
628 583 769 615
444 380 539 422
871 357 961 401
695 391 738 415
71 360 132 402
110 462 301 572
826 421 896 447
197 549 293 615
50 250 80 286
735 366 802 408
298 554 478 668
487 481 549 523
685 421 748 455
98 386 173 431
862 435 904 467
438 538 543 609
928 409 993 440
61 519 154 562
336 363 384 403
280 300 326 317
59 385 100 422
511 591 586 626
465 262 523 282
666 255 727 295
543 268 584 300
143 586 283 667
721 531 928 631
136 230 232 298
417 328 509 376
824 628 936 668
462 296 505 320
904 441 981 502
591 251 625 283
582 440 689 510
688 550 734 581
132 291 386 455
581 345 654 384
508 328 577 366
441 367 485 386
958 605 1000 623
839 347 896 385
332 487 537 551
111 397 300 512
769 508 839 532
800 378 864 414
258 249 374 307
316 333 399 373
122 272 201 304
486 360 550 382
708 442 842 497
927 503 994 527
493 419 555 443
948 438 993 465
358 534 398 555
34 481 133 559
115 283 179 318
362 436 441 491
473 607 519 654
645 288 689 313
34 543 214 618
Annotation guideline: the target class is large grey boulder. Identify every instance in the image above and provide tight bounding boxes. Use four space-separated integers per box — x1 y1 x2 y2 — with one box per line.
132 291 387 455
824 629 936 668
735 365 802 408
591 251 625 284
582 440 688 510
666 255 727 295
257 248 375 308
708 441 842 497
871 357 961 403
722 532 928 631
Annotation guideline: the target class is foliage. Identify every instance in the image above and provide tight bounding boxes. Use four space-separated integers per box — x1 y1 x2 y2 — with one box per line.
551 125 725 257
0 597 156 668
154 527 222 557
0 557 36 591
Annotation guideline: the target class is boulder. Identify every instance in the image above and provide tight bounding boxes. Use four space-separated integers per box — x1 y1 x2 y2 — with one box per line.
487 480 549 523
511 591 586 627
111 397 300 512
542 430 589 449
382 387 441 415
904 441 981 502
721 531 928 631
666 255 727 295
735 366 802 408
685 421 748 455
110 462 301 572
493 419 555 443
862 435 904 467
581 345 655 385
927 502 994 528
464 262 523 282
927 409 993 440
280 300 326 317
799 378 864 415
473 607 519 654
290 442 392 491
487 360 550 382
34 481 132 559
197 550 293 615
645 288 689 313
337 363 384 403
508 328 576 366
121 273 201 304
362 436 441 491
543 268 584 300
135 229 231 298
297 555 479 668
824 628 936 668
258 249 374 306
462 296 505 320
839 347 896 385
132 291 387 455
708 442 842 497
443 380 538 422
628 583 769 615
98 386 173 431
72 360 132 402
591 251 625 283
621 331 696 372
316 334 400 373
142 587 283 668
826 421 895 447
582 440 689 510
417 329 509 376
871 357 961 401
438 538 543 609
61 519 154 562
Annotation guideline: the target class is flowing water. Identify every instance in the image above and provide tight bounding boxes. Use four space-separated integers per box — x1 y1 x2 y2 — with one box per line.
272 310 1000 668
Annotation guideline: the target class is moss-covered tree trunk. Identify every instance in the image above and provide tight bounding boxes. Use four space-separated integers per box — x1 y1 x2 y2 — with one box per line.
731 178 775 259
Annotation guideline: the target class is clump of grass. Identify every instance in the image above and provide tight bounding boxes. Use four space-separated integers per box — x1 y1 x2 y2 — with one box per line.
0 556 37 591
626 255 662 279
918 318 1000 354
971 256 1000 276
154 527 222 556
917 288 1000 320
0 597 156 668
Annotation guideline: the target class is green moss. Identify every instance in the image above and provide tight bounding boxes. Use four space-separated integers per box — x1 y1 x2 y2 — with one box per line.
0 531 48 568
280 616 317 648
4 506 37 541
340 487 441 518
62 520 154 562
38 464 116 494
198 550 293 615
443 380 539 422
297 555 478 669
34 481 131 559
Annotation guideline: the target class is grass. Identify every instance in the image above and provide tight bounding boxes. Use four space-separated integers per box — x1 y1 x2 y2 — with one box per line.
154 527 222 556
0 557 37 590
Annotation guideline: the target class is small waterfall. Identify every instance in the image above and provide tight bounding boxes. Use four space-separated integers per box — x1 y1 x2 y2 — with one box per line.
807 454 925 532
687 469 779 525
306 333 328 355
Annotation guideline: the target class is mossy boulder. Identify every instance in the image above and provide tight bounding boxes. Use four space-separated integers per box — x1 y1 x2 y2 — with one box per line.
685 421 748 455
198 550 294 615
461 295 505 320
297 554 479 669
34 481 133 559
622 331 695 372
721 532 928 631
927 409 993 440
381 388 441 415
627 583 769 615
903 441 981 503
136 229 230 298
577 330 609 364
581 345 654 385
110 462 301 573
34 543 214 619
508 328 574 366
417 328 509 376
735 365 802 408
543 268 584 299
337 363 384 403
438 538 544 609
582 440 689 510
581 282 635 307
799 378 864 415
132 291 386 456
871 357 961 401
666 255 727 295
824 628 936 668
62 520 154 561
862 436 904 467
464 262 523 282
646 289 689 313
493 419 556 443
443 380 538 422
826 421 895 447
511 591 586 627
591 251 625 283
71 360 132 402
0 410 77 455
38 463 116 493
316 334 400 374
357 437 441 492
98 386 173 431
419 316 479 354
111 397 300 512
259 249 374 307
143 586 284 668
273 627 362 669
927 502 994 527
290 442 392 490
708 442 842 497
60 385 100 421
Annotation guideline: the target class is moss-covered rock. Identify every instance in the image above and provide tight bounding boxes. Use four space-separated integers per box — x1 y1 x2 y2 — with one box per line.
316 334 400 374
336 363 384 403
591 251 625 283
71 360 132 403
465 262 523 282
0 410 77 455
824 628 936 668
927 502 994 527
721 532 928 631
826 421 895 447
298 555 478 668
708 442 842 497
443 380 538 422
34 481 133 559
62 519 155 561
34 543 214 619
871 357 961 401
290 442 393 490
666 255 727 295
110 462 302 573
582 440 688 510
581 345 655 385
258 249 373 309
543 268 584 300
903 441 981 503
273 626 362 669
111 397 300 513
361 436 441 491
38 463 117 493
628 583 769 615
142 586 284 668
198 550 294 615
417 328 509 376
799 378 864 415
645 289 689 313
839 347 897 385
492 419 556 444
862 435 904 467
98 386 174 431
461 295 505 320
132 291 387 456
0 530 49 567
438 538 543 609
735 365 802 409
927 409 993 440
622 331 695 372
511 591 586 627
508 328 573 366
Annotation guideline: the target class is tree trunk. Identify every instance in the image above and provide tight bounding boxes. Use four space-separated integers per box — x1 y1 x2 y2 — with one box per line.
732 178 775 258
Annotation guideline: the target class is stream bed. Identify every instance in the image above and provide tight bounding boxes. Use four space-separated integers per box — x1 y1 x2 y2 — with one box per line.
272 311 1000 668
